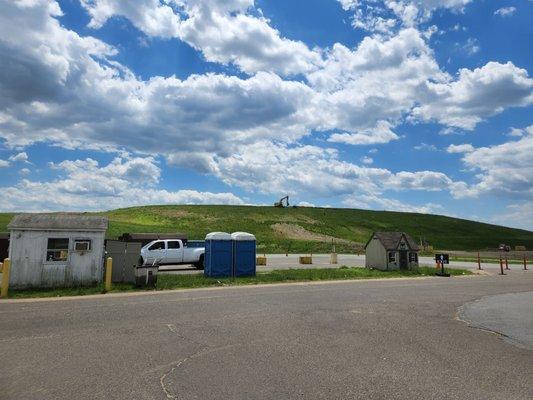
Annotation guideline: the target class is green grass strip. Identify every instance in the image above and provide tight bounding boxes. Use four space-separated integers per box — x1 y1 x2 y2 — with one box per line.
7 266 472 299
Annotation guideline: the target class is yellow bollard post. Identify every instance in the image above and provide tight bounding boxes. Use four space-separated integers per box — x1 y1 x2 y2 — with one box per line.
1 258 11 299
105 257 112 293
330 253 338 264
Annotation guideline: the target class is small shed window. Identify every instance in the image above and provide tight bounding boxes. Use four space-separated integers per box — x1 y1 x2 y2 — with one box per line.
388 252 396 263
46 238 69 262
74 239 92 252
409 252 418 262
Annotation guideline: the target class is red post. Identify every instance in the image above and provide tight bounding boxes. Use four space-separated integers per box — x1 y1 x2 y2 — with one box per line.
505 256 509 270
477 251 482 270
499 256 505 275
524 255 528 271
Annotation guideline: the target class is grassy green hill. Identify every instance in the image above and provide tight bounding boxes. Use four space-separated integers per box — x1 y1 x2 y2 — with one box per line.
1 205 531 252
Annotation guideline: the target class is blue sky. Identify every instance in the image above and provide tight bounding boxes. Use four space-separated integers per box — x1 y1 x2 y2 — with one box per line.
0 0 531 230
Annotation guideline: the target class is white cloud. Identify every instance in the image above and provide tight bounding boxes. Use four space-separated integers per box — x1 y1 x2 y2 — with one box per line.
454 126 533 199
297 201 315 207
80 0 323 76
9 152 29 163
507 126 533 137
491 203 533 231
0 159 9 167
212 141 463 199
494 7 516 17
446 143 474 153
310 29 447 143
1 1 529 163
0 0 532 215
414 143 437 151
0 156 244 212
462 37 480 55
19 168 30 176
342 193 445 215
338 0 472 33
361 156 374 165
411 62 533 129
328 121 400 145
81 0 183 37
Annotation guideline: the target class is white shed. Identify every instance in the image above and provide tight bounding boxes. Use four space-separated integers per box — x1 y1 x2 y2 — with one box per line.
7 214 108 289
364 232 419 271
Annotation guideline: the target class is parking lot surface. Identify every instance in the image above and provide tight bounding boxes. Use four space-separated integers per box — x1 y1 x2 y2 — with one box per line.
1 273 532 399
158 253 524 275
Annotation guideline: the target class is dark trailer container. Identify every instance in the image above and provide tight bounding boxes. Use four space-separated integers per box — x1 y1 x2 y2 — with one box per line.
204 232 232 278
0 233 9 261
118 232 187 247
232 232 256 277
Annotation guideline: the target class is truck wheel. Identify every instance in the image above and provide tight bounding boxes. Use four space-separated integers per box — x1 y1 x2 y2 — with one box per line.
195 255 205 270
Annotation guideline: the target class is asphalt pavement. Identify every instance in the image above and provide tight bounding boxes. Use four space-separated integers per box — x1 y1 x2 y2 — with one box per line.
158 253 524 275
1 273 532 399
459 291 533 350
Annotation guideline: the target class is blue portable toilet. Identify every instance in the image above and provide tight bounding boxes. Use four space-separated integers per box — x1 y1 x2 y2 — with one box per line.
204 232 233 278
231 232 256 277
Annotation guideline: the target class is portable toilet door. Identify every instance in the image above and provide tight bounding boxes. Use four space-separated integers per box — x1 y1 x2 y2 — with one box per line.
231 232 256 277
204 232 233 278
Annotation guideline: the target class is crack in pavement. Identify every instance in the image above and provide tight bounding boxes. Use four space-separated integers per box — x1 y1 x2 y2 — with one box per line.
158 334 283 400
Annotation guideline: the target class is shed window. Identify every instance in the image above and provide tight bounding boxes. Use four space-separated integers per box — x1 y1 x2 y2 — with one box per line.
46 238 69 262
409 252 418 262
388 252 396 263
74 240 92 252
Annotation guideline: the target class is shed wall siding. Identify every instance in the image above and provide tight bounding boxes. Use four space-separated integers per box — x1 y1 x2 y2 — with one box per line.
365 238 387 270
8 229 105 289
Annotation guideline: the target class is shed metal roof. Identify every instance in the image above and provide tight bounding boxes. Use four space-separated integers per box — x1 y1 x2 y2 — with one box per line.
365 232 419 251
8 214 108 231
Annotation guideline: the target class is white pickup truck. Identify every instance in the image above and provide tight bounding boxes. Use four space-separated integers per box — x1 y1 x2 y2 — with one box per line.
140 239 205 269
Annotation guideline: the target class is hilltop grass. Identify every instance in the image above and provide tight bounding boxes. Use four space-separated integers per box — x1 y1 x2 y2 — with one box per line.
1 205 532 252
5 266 472 299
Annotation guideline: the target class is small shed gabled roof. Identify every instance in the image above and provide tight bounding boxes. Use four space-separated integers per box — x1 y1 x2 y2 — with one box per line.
365 232 419 251
8 213 108 232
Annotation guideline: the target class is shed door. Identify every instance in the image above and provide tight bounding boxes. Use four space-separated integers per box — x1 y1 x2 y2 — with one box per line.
105 240 140 283
399 250 408 270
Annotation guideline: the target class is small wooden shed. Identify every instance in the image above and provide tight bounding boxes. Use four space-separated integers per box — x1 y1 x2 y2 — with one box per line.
365 232 419 271
7 214 108 289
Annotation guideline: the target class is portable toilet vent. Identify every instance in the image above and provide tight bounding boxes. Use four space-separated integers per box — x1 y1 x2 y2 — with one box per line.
232 232 256 277
204 232 232 278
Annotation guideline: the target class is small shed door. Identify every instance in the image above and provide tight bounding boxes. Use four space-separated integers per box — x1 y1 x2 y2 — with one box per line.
399 250 408 270
105 241 140 283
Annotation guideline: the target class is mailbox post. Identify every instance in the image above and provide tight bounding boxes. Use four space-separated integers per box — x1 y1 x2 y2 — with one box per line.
435 253 450 277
